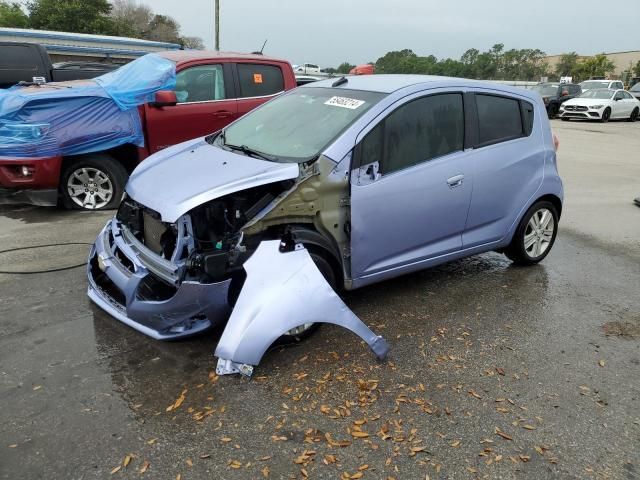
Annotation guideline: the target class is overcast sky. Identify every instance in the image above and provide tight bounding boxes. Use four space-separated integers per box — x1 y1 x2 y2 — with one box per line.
150 0 640 67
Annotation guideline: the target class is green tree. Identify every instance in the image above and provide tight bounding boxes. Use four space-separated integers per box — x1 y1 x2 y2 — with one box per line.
633 60 640 77
555 52 579 78
336 62 355 74
0 1 29 27
27 0 122 35
575 53 616 80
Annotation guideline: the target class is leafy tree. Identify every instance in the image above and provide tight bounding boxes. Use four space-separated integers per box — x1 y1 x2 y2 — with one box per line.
555 52 579 77
181 36 204 50
27 0 122 35
633 60 640 77
575 53 616 80
336 62 355 74
0 1 29 27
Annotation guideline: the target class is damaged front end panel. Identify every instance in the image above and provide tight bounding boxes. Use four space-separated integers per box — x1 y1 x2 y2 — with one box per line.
214 240 389 377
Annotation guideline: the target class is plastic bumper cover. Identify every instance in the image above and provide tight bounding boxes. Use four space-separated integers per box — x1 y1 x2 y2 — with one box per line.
87 218 231 340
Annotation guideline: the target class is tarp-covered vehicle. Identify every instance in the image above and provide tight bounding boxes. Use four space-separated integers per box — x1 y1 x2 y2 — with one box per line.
88 75 563 376
0 51 297 209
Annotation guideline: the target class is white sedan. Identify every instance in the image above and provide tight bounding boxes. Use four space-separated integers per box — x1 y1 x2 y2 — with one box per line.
558 89 640 122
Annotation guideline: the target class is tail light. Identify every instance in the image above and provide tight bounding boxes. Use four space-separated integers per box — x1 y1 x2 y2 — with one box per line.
552 132 559 152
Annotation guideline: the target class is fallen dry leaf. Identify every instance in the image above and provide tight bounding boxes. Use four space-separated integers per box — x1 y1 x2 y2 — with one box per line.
468 390 482 399
495 428 513 441
110 466 121 475
186 458 193 467
351 431 369 439
228 459 242 469
8 444 17 448
262 466 270 477
139 461 150 474
220 437 232 443
33 385 42 391
176 474 182 480
522 425 536 430
598 360 605 367
324 454 337 465
450 440 461 447
123 455 133 467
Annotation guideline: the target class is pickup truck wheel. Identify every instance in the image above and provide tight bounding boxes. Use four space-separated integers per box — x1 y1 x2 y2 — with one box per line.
60 155 128 210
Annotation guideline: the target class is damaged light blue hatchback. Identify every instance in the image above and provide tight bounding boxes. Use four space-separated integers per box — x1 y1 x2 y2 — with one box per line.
88 75 563 376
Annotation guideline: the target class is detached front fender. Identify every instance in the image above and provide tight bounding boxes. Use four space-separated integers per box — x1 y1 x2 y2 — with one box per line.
214 240 389 376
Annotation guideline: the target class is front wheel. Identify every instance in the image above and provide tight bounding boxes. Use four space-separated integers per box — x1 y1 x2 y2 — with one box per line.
505 201 559 266
60 155 128 210
629 107 639 122
600 107 611 123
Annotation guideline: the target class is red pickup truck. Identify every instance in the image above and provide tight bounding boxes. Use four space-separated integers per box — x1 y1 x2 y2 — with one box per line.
0 51 297 210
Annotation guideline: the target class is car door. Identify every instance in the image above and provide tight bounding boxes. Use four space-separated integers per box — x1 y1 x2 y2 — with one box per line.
621 91 637 116
462 92 544 248
612 90 627 117
144 61 237 154
350 91 473 281
234 61 286 119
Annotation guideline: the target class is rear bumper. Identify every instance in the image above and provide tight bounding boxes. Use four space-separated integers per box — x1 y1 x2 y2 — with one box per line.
0 156 62 206
87 218 232 340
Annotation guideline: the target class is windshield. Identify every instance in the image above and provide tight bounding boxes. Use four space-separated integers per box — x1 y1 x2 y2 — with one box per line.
580 81 609 90
221 87 385 162
630 83 640 92
531 84 559 96
579 89 614 99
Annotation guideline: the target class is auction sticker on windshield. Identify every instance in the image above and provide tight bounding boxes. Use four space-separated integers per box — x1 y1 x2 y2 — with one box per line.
325 96 365 109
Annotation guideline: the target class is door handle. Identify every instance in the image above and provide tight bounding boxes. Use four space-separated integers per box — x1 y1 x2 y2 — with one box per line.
447 174 464 188
213 110 234 118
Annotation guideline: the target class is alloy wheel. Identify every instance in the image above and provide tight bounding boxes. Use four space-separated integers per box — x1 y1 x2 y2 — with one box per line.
523 208 555 258
66 167 113 209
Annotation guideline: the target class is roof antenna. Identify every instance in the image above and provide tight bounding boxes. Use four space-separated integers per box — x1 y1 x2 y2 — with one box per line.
252 39 268 55
332 76 348 87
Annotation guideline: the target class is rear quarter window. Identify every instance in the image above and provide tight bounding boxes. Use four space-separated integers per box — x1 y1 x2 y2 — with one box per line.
475 94 524 146
237 63 284 98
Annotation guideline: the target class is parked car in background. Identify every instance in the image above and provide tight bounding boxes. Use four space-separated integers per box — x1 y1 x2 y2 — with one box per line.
0 42 118 88
349 64 375 75
559 89 640 122
87 75 563 376
531 82 581 117
629 82 640 100
294 63 321 74
579 79 624 92
0 51 297 210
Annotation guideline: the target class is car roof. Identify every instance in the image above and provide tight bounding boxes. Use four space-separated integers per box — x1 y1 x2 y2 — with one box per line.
302 74 539 98
157 50 288 64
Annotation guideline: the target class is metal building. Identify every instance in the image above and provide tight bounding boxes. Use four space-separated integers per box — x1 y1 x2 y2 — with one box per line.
0 27 181 65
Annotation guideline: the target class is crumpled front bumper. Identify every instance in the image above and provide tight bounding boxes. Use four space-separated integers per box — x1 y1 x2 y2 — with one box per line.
87 218 231 340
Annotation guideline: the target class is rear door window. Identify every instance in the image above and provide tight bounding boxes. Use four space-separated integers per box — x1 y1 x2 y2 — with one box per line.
237 63 284 98
475 94 524 146
361 93 465 176
175 64 226 103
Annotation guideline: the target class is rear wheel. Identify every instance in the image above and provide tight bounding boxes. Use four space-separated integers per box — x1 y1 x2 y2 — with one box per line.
629 107 639 122
60 155 128 210
505 201 559 266
280 250 338 342
600 107 611 123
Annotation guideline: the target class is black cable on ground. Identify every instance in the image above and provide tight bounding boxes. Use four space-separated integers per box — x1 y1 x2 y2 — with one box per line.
0 242 92 275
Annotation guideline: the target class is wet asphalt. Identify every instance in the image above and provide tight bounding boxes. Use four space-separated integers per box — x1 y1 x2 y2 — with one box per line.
1 120 639 480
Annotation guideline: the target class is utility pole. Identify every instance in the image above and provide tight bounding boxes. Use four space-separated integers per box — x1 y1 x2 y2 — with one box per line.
214 0 220 51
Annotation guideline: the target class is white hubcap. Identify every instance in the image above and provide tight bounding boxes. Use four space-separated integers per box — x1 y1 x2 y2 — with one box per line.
67 167 113 209
524 208 555 258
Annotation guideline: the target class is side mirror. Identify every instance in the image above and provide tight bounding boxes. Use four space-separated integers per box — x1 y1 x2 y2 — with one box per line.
151 90 177 108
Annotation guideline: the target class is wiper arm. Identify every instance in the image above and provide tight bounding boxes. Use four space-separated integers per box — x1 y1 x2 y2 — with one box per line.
225 143 276 162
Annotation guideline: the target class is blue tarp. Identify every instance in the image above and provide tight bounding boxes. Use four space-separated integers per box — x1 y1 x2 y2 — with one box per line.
0 54 176 158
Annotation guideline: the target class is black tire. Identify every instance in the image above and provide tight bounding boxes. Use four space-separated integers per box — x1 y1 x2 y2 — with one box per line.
629 107 639 122
504 201 559 266
600 107 611 123
280 249 338 342
59 154 128 210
